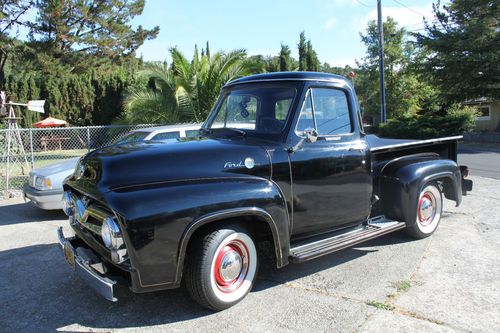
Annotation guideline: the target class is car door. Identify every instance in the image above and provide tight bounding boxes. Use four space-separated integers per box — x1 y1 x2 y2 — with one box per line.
289 86 371 238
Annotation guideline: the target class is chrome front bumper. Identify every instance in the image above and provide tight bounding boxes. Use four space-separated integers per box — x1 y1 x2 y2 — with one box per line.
57 227 117 302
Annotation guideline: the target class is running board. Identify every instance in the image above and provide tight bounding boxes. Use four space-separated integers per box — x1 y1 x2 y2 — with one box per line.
289 216 406 263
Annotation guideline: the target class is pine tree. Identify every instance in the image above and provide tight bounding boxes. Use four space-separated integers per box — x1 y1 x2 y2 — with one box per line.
298 31 307 71
305 40 320 71
279 43 292 71
416 0 500 102
29 0 159 63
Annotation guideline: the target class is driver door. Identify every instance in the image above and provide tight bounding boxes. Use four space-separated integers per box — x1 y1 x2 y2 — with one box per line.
289 87 371 238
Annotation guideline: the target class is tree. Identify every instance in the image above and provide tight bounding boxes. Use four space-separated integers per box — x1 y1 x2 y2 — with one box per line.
29 0 159 64
0 0 33 84
122 46 252 124
297 31 320 71
279 43 292 71
122 62 180 124
305 40 320 71
416 0 500 103
297 31 307 71
357 17 430 120
172 47 252 121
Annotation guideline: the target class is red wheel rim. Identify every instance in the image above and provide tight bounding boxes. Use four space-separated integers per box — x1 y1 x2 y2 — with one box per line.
213 240 249 293
418 192 436 226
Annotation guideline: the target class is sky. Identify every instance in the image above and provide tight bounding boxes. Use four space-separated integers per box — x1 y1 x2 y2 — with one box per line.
133 0 438 67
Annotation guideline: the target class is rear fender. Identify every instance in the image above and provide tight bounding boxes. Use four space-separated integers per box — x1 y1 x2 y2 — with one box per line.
379 158 462 225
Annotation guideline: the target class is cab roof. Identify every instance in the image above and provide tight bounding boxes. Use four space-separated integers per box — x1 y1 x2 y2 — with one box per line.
225 71 349 88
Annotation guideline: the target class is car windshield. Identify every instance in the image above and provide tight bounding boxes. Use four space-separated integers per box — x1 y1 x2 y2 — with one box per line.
114 131 150 144
206 83 298 135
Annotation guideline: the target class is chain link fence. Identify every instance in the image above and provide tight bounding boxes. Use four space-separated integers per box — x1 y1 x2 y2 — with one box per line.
0 124 157 194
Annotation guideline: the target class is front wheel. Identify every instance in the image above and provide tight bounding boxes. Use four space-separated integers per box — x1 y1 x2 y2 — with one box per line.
405 183 443 239
185 227 258 310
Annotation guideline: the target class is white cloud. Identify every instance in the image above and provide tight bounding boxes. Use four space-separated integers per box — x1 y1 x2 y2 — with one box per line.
324 17 338 31
358 3 435 33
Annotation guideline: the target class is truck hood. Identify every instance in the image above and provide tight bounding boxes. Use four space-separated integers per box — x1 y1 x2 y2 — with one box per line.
71 137 272 193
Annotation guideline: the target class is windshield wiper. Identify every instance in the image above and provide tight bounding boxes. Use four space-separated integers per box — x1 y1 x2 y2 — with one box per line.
199 128 212 136
222 128 246 136
207 127 246 137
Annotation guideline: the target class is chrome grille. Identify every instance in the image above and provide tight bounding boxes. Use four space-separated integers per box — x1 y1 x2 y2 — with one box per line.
69 191 112 237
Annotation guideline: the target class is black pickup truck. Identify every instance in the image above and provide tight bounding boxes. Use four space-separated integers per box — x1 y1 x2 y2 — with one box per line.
57 72 472 310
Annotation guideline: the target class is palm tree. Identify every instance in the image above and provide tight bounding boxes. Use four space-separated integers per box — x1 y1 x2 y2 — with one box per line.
121 46 251 124
122 62 183 124
172 47 251 122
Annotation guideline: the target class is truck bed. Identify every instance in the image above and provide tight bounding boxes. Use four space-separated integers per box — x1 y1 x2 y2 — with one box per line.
367 134 462 164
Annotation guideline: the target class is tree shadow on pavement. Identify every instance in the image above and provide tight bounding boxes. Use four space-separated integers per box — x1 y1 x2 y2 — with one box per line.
0 232 417 331
0 201 66 226
254 231 415 291
0 244 212 332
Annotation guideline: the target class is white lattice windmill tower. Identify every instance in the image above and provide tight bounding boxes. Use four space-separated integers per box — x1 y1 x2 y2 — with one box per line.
1 91 45 196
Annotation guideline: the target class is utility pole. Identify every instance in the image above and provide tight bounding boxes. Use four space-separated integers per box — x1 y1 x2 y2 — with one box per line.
377 0 387 123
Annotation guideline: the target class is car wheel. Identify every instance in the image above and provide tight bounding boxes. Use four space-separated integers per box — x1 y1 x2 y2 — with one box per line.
186 226 258 310
405 183 443 239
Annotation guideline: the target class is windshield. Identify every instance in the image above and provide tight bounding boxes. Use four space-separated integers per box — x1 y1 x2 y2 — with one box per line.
114 131 150 144
206 83 298 135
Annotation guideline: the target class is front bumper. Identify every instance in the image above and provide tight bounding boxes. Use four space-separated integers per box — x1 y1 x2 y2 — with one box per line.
23 183 63 210
57 227 117 302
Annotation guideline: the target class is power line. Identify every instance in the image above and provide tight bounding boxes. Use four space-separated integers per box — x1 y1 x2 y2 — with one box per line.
355 0 371 8
391 0 427 17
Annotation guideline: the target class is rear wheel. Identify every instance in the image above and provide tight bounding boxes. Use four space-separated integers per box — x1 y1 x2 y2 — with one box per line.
186 227 258 310
405 183 443 239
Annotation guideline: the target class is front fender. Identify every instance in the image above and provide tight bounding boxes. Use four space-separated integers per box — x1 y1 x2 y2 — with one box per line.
103 177 289 291
379 158 462 224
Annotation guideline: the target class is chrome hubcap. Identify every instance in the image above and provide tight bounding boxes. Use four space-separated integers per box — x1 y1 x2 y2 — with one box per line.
418 193 435 225
219 250 242 282
214 240 249 292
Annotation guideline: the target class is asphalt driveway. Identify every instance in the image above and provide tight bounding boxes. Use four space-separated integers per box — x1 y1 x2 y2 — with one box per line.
1 176 499 332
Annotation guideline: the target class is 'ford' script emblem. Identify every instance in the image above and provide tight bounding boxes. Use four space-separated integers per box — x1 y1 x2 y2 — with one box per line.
224 157 255 169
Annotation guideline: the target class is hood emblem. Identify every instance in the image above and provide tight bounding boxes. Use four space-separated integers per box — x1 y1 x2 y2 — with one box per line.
244 157 255 169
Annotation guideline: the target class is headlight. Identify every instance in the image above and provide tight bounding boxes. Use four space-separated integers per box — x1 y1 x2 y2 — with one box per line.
34 176 52 190
101 217 122 249
62 191 74 216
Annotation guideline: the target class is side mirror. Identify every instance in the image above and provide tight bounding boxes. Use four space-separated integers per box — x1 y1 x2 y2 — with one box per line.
289 127 318 153
302 128 318 143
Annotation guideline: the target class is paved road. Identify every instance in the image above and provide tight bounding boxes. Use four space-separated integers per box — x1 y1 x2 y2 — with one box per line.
1 176 499 332
459 144 500 179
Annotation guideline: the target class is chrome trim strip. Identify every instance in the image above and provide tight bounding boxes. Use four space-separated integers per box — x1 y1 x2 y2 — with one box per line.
109 176 263 191
57 227 117 302
370 136 463 152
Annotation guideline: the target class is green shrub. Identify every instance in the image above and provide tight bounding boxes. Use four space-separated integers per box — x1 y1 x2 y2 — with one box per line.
378 104 478 139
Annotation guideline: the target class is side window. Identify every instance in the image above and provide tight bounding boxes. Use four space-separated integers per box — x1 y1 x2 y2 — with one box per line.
311 88 352 135
151 131 180 140
296 91 315 134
